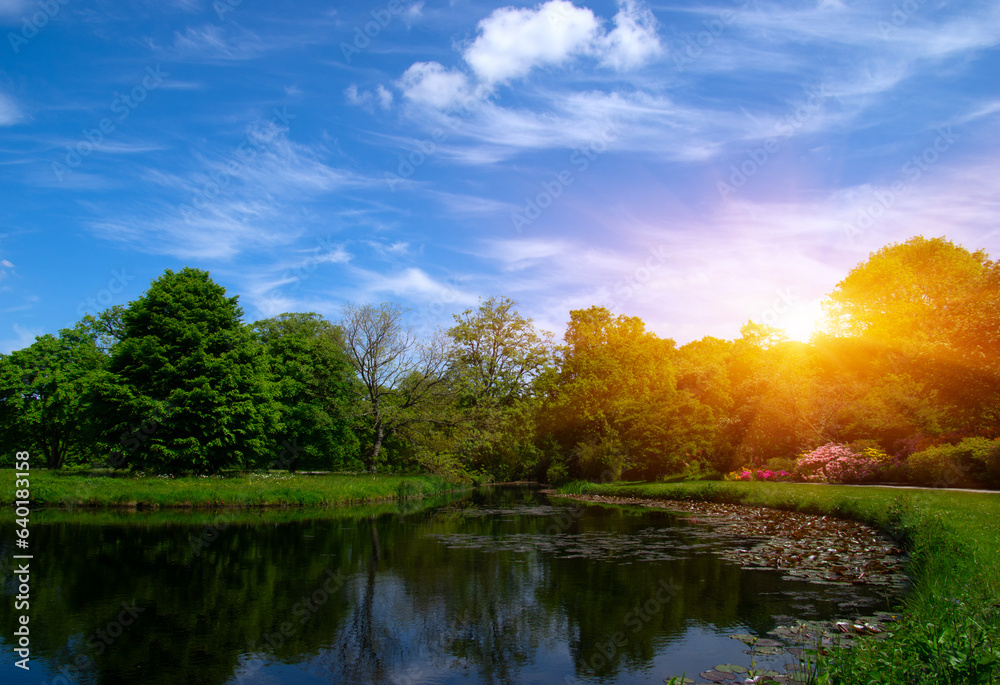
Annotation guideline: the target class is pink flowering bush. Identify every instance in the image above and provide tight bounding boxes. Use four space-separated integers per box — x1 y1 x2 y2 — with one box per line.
795 442 855 482
796 442 890 483
725 467 791 481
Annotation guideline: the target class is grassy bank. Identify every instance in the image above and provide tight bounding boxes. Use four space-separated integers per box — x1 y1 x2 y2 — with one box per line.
558 480 1000 685
0 469 462 509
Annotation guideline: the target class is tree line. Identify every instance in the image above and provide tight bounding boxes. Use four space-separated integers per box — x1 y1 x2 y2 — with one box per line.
1 235 998 482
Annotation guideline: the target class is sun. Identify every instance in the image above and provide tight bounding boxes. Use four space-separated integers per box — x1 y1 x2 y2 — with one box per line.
780 299 826 343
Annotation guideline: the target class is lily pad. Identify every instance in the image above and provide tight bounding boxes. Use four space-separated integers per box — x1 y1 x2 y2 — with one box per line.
699 671 731 683
715 664 749 674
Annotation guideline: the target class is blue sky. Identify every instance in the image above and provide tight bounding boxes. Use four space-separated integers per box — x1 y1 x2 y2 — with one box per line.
1 0 998 352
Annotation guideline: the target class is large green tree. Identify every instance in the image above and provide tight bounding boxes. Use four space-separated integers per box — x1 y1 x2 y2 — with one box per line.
94 268 279 473
0 326 106 468
446 296 553 480
251 312 360 471
823 236 1000 437
539 307 714 481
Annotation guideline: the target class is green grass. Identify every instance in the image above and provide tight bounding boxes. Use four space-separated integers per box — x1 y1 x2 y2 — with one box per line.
558 480 1000 684
0 469 462 509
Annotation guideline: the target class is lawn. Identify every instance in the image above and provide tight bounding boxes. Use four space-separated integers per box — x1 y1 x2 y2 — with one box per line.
558 480 1000 684
0 469 460 509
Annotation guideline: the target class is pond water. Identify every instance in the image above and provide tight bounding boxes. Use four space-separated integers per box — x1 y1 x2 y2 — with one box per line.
0 486 898 685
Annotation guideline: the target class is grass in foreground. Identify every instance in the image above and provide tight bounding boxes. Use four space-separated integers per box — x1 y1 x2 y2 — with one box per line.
0 469 460 509
559 480 1000 685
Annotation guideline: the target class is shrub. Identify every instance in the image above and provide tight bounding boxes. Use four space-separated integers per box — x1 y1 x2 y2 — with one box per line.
907 437 1000 487
794 442 892 484
764 457 796 474
795 443 855 482
723 466 790 482
970 438 1000 486
546 462 571 486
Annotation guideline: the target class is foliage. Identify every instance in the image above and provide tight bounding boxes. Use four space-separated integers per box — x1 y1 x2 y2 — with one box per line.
93 268 279 474
338 302 455 472
723 467 790 481
906 437 1000 487
0 326 107 468
251 313 361 471
538 306 715 481
446 297 553 480
794 443 854 482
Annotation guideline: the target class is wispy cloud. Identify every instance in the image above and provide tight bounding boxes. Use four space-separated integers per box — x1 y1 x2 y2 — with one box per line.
89 125 369 260
0 322 41 355
0 90 23 126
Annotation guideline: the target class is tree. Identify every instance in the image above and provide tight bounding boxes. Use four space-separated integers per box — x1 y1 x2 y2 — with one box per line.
825 236 989 341
337 302 453 472
446 297 553 480
823 236 999 436
539 307 714 481
94 268 279 473
0 326 106 468
251 313 361 471
448 296 553 404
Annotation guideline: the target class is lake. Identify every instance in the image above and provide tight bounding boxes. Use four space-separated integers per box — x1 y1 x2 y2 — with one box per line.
0 485 899 684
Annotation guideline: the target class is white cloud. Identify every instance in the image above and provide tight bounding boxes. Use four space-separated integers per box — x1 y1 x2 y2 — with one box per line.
375 84 393 110
403 1 424 27
462 0 600 84
399 62 473 109
345 84 367 107
0 90 22 126
347 84 395 111
396 1 664 113
598 0 663 70
168 24 264 61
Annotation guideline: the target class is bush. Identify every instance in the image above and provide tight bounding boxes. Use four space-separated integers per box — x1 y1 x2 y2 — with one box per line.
764 457 796 474
907 437 1000 487
795 442 891 484
723 466 790 482
546 462 571 486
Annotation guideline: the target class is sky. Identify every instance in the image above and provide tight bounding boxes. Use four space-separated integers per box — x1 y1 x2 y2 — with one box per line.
1 0 998 353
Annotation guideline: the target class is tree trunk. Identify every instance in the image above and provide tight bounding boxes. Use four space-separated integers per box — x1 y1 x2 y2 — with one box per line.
366 420 384 473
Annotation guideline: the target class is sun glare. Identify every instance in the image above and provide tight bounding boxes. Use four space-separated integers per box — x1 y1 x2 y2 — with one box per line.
780 299 826 343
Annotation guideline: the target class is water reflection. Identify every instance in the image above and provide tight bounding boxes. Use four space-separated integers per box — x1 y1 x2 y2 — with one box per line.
0 486 895 684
